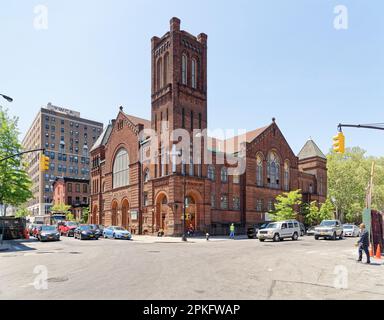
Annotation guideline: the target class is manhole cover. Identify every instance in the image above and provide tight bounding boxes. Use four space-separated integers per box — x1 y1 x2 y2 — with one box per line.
48 276 69 283
148 251 161 253
69 252 81 255
37 252 54 254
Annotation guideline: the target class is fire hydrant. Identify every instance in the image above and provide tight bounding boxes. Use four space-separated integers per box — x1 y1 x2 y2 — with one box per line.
206 233 210 241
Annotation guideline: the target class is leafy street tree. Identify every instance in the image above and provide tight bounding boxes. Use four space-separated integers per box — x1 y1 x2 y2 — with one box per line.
270 190 302 221
15 207 29 218
327 147 384 223
66 213 75 221
305 199 335 226
0 107 32 215
51 203 71 215
81 207 90 224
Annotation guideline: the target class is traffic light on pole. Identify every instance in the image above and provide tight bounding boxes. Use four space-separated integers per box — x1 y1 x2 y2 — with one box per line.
333 132 345 154
40 155 50 172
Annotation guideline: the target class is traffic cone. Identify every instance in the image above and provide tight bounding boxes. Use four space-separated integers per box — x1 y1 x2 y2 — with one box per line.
375 244 382 260
369 244 374 257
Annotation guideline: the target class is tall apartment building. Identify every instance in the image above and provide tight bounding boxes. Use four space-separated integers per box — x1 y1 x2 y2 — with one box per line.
22 103 103 216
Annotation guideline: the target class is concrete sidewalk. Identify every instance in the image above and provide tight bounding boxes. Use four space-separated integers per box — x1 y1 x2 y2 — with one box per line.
0 238 37 253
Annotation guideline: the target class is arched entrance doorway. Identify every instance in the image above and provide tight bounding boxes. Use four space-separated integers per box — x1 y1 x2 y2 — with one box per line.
111 201 118 226
121 199 129 230
155 193 169 234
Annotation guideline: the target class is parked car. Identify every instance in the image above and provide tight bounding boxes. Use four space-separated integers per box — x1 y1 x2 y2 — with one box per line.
257 220 301 242
247 222 269 239
103 226 132 240
58 221 78 237
89 224 104 238
36 225 60 242
74 225 99 240
314 220 343 240
306 226 317 236
343 224 360 237
299 223 306 236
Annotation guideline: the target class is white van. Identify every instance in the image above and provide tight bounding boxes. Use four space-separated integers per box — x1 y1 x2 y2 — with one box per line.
257 220 301 242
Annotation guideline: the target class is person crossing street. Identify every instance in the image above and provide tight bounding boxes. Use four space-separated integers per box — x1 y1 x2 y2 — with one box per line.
229 223 235 240
356 224 371 265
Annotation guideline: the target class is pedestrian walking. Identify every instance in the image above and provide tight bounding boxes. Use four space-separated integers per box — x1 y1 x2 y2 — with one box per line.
356 223 371 264
229 223 235 240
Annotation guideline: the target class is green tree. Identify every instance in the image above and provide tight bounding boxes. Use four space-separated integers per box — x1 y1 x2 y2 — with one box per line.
270 190 302 221
319 199 335 221
66 213 75 221
51 203 71 215
327 147 384 224
81 207 90 224
0 108 32 215
15 206 29 218
305 201 320 226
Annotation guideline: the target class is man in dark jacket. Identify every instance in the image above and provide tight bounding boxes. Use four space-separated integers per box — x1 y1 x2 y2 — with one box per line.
357 224 371 264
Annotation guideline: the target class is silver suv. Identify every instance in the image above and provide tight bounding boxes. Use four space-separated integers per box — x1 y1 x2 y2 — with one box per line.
314 220 343 240
257 220 301 242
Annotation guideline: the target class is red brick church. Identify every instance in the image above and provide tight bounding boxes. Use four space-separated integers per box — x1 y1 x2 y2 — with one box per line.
89 18 327 236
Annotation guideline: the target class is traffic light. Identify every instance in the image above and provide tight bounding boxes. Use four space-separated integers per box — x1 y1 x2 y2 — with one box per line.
40 155 50 172
333 132 345 154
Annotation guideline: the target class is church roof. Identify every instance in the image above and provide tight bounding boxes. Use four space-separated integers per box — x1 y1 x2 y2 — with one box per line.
123 112 151 129
209 125 269 153
90 123 112 152
297 139 326 160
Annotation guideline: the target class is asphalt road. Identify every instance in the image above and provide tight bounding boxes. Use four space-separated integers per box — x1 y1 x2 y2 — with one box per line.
1 235 383 300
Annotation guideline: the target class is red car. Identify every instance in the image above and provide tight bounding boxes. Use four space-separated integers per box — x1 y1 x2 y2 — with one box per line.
58 221 78 237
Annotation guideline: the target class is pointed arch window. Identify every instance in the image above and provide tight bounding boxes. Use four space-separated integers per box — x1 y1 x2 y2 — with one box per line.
267 151 280 189
157 58 163 90
113 148 129 188
191 58 197 89
163 53 169 86
256 154 263 187
284 161 290 191
182 54 188 85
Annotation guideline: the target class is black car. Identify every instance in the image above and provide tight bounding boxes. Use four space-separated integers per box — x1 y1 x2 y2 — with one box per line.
247 222 269 239
74 225 99 240
89 224 104 238
36 225 61 242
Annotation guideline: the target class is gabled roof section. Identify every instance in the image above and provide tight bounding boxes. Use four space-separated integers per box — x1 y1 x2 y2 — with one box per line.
208 126 269 153
298 139 326 160
90 123 112 152
122 112 151 129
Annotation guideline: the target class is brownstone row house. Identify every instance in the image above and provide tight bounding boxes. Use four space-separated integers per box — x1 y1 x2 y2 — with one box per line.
90 18 327 236
53 177 90 220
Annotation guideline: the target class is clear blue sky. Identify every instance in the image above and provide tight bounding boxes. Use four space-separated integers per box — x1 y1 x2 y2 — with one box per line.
1 0 383 156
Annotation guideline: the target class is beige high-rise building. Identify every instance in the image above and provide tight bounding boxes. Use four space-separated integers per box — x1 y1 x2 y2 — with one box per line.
22 103 103 216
